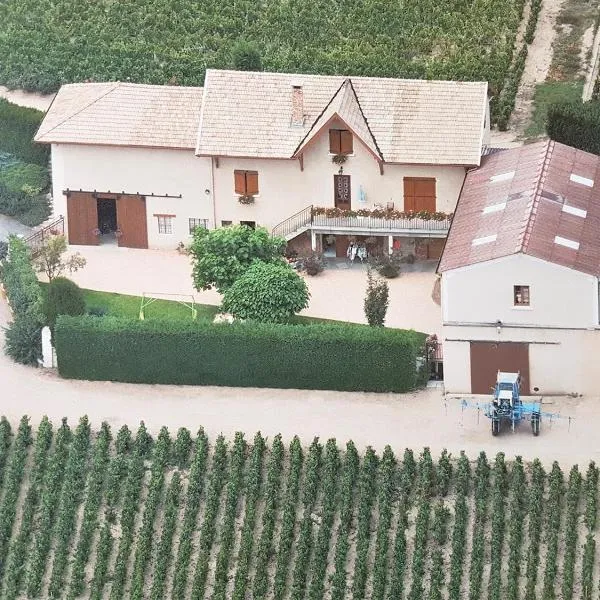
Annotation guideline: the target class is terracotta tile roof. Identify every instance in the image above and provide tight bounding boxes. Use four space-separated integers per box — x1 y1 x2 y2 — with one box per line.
293 79 383 161
196 69 488 165
438 140 600 276
35 82 203 149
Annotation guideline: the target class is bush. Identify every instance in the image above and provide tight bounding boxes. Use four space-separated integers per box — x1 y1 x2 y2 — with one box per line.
0 99 49 166
55 316 427 393
222 261 309 323
364 270 389 327
0 242 7 261
4 312 43 365
231 40 263 71
42 277 86 330
301 253 324 276
547 101 600 155
0 163 50 194
370 253 401 278
0 182 51 227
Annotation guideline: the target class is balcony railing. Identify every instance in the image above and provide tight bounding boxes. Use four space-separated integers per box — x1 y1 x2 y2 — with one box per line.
272 206 451 239
23 216 65 256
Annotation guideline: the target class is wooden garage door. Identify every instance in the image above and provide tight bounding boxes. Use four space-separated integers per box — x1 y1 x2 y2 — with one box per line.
426 238 445 260
470 342 530 395
67 192 98 246
404 177 436 212
117 194 148 249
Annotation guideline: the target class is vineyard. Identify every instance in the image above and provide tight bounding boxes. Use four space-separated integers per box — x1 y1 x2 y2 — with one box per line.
0 415 597 600
0 0 525 96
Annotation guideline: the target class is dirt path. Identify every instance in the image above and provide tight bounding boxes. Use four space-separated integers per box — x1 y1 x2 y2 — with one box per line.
0 86 54 112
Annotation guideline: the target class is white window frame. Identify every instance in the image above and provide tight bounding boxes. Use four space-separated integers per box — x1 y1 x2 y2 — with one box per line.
156 215 173 235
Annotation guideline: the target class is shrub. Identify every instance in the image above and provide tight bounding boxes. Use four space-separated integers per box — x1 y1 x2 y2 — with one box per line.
222 261 309 323
231 40 262 71
33 234 86 281
55 316 427 392
0 182 51 227
0 242 7 261
0 163 50 194
42 277 86 330
190 225 286 292
370 253 401 279
301 254 324 276
4 312 43 365
0 99 49 166
364 270 389 327
547 101 600 155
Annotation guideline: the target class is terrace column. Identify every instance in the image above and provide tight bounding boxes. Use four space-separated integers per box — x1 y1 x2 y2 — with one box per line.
311 230 317 252
388 235 393 255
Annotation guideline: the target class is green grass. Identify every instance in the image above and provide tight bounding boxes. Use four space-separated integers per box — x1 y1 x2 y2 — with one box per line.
525 81 584 138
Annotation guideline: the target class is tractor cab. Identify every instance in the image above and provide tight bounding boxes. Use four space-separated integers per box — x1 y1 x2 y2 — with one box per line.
492 371 521 414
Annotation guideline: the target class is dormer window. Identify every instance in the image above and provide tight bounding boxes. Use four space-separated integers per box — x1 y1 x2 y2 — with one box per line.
329 129 353 154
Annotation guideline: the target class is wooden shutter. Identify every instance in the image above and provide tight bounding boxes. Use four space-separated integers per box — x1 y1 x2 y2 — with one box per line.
403 177 436 212
67 192 99 245
234 170 246 194
246 171 259 195
117 195 148 249
403 178 415 212
329 130 341 153
340 130 353 154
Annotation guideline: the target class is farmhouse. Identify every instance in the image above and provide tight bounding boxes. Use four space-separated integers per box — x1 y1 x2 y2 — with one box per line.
35 69 489 256
439 140 600 396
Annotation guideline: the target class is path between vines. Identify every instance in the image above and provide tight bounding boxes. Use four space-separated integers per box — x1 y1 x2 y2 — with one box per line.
1 296 599 468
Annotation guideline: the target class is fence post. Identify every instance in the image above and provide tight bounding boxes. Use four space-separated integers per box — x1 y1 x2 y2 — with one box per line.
41 326 53 368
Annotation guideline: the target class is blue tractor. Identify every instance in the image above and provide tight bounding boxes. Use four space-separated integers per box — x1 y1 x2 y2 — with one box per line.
488 371 541 436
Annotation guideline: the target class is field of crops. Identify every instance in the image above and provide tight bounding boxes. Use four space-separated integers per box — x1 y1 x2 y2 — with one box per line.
0 0 525 96
0 414 596 600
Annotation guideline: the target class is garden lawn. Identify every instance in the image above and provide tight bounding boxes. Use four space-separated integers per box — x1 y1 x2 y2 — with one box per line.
525 81 584 137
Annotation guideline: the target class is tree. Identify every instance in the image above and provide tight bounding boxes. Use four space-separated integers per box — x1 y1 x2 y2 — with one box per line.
231 40 262 71
547 100 600 155
42 276 86 330
364 269 389 327
33 234 86 281
190 225 286 293
222 261 309 323
4 312 43 365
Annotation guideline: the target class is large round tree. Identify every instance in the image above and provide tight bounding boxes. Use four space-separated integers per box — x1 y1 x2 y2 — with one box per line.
190 225 286 293
222 261 310 323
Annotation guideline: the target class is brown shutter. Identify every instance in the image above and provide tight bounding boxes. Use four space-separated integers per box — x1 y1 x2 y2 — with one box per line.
329 130 341 154
234 170 246 194
340 130 353 154
246 171 259 195
403 178 415 212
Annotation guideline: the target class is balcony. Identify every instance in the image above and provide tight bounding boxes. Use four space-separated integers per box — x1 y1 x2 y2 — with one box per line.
272 206 452 240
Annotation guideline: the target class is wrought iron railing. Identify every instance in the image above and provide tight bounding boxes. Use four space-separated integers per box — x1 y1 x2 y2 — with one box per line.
23 216 65 255
272 205 451 239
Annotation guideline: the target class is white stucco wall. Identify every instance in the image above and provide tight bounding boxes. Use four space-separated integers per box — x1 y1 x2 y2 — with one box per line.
441 254 599 329
443 326 600 396
209 118 467 231
51 144 212 249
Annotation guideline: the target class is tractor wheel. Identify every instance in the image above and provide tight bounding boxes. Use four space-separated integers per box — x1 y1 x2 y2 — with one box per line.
492 419 500 436
531 414 540 436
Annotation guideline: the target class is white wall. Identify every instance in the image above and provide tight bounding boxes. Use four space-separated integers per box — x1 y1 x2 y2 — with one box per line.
210 117 467 231
442 254 599 329
443 325 600 396
51 144 212 249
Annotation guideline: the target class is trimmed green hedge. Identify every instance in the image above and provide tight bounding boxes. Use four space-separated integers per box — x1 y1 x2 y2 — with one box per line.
55 316 427 392
547 101 600 155
0 99 49 166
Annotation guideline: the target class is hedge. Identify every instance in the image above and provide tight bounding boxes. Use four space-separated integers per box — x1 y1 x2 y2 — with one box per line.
54 316 428 393
0 99 49 166
547 101 600 155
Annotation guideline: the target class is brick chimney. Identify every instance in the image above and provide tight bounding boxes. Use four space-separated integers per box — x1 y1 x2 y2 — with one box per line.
291 84 304 126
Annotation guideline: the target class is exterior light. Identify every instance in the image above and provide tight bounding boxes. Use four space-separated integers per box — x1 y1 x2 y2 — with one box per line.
496 319 502 334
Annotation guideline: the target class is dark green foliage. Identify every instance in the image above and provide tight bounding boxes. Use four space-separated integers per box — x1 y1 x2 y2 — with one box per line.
171 427 193 468
222 260 309 323
0 242 7 261
232 40 262 71
547 100 600 155
364 270 389 327
0 181 51 228
0 99 49 165
190 225 286 292
55 316 427 392
0 162 49 194
4 312 43 365
42 277 86 330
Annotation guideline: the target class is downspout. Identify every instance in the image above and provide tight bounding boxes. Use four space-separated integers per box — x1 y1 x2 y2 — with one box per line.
211 157 217 228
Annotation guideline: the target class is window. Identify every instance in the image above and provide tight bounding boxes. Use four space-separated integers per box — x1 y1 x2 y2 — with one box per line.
155 214 174 234
189 218 208 234
240 220 256 229
329 129 353 154
221 220 233 227
404 177 436 212
514 285 530 306
234 170 259 195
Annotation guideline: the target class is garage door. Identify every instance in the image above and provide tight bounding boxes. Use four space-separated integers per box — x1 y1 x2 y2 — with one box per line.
470 342 530 395
67 192 99 246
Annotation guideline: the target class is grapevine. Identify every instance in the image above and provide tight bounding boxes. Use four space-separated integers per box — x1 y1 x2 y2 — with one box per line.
582 461 598 600
505 457 527 600
541 462 564 600
560 465 581 600
524 459 545 600
468 451 489 600
487 452 508 600
437 449 453 497
448 452 470 600
428 501 450 600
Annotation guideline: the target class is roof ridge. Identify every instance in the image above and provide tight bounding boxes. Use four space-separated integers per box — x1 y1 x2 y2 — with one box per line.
346 78 384 161
37 82 120 140
520 139 554 254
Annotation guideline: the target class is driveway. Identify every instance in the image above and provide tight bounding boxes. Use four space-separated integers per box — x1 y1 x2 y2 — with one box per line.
61 245 443 334
0 214 31 242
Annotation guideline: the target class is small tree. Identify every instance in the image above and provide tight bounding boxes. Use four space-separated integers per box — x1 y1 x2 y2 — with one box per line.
190 225 286 293
231 40 262 71
33 234 86 281
364 269 389 327
42 276 86 331
222 261 310 323
4 312 43 365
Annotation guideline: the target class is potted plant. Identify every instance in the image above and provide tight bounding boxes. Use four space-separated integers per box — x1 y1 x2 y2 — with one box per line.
238 194 255 204
332 153 347 165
